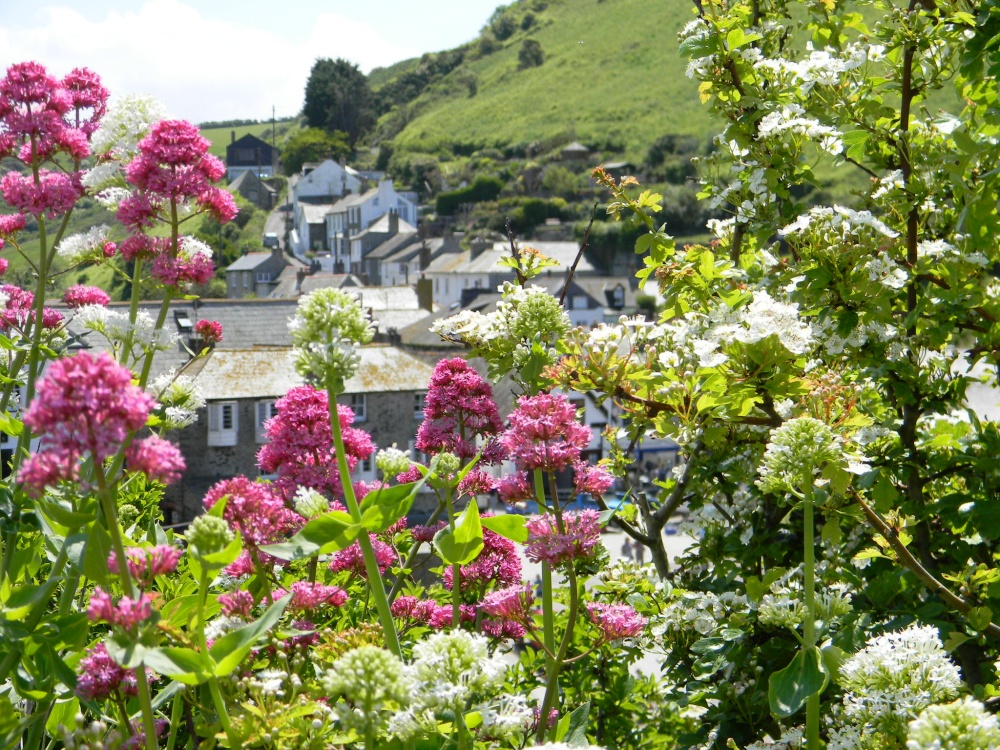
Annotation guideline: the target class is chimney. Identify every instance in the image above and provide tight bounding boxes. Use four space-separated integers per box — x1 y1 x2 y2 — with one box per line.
339 157 346 168
388 209 398 236
416 276 433 311
470 237 491 260
419 239 430 272
231 130 236 144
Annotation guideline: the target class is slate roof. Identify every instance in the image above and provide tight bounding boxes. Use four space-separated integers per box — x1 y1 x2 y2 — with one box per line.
366 232 423 262
300 203 334 223
225 252 273 272
193 346 435 400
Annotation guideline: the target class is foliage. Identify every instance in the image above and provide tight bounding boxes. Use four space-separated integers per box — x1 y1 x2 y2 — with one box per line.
303 58 375 148
518 39 546 69
435 174 506 215
281 127 351 176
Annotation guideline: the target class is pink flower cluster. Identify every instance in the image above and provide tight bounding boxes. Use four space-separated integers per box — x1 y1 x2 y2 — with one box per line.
328 534 396 578
75 643 138 701
497 472 534 506
501 393 591 473
125 435 186 485
457 468 496 497
203 477 301 575
443 519 521 593
63 284 110 308
573 462 615 496
285 581 349 613
0 283 62 333
481 585 534 638
107 545 182 587
390 596 476 629
415 358 504 460
586 602 647 642
195 319 223 343
219 589 254 618
257 385 374 501
19 352 154 495
86 587 154 631
524 509 602 565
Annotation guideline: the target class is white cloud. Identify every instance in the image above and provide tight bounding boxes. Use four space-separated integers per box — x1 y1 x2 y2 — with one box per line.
0 0 420 123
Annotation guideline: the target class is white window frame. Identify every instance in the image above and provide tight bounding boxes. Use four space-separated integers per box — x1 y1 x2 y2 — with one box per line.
348 393 366 422
255 400 278 443
414 391 426 419
207 401 238 447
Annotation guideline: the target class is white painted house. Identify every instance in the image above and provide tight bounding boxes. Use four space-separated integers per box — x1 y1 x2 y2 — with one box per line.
324 180 418 274
292 160 362 208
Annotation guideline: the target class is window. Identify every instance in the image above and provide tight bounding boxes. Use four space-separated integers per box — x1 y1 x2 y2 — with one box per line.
408 440 430 465
414 392 426 419
243 271 251 289
207 402 238 446
255 400 278 443
256 272 271 283
570 295 589 310
347 393 366 422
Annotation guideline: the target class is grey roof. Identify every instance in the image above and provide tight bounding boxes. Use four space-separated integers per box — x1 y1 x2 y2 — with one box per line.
352 214 416 242
268 273 363 298
300 203 335 223
366 231 420 261
194 345 435 400
562 141 590 152
329 188 376 211
225 252 274 272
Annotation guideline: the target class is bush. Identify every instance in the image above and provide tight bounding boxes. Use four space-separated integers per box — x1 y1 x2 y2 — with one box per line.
518 39 545 69
435 174 506 215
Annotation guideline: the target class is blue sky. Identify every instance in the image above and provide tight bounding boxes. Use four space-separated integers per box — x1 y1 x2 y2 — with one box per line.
0 0 503 123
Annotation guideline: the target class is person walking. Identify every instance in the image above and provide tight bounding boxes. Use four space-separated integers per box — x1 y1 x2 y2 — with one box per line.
620 537 634 561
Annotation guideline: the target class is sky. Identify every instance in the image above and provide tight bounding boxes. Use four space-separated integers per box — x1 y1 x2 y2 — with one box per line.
0 0 503 124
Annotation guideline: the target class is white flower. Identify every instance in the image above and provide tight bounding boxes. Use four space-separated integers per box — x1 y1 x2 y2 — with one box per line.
906 696 1000 750
149 371 205 429
90 94 168 159
293 487 328 519
179 236 213 259
56 225 113 263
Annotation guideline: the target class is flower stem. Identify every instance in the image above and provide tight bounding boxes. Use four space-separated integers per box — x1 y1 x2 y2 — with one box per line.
444 489 461 627
166 688 185 750
536 565 580 744
197 569 240 747
327 379 402 658
533 470 556 664
803 478 819 750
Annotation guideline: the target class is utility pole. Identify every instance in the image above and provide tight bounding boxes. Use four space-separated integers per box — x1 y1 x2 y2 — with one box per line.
271 105 276 151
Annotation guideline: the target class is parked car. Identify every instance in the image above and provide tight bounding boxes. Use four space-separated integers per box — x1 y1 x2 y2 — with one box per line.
263 232 280 248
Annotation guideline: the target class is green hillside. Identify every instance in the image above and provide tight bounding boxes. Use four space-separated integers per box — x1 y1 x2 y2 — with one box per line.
376 0 710 162
200 119 300 158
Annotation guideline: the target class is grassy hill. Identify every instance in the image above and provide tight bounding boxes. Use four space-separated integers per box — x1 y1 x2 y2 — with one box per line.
200 119 301 158
374 0 710 163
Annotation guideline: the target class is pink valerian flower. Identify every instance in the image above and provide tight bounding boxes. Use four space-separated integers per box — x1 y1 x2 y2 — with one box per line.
150 248 214 288
481 618 526 639
0 213 26 236
586 602 647 642
125 436 185 485
457 468 496 497
63 284 110 308
117 195 159 233
390 595 419 619
525 510 602 565
75 643 138 701
0 169 81 218
393 597 474 629
328 534 397 578
415 357 504 460
257 385 374 501
573 462 615 496
288 581 348 613
482 585 534 627
501 392 591 473
411 521 445 544
195 319 223 343
428 604 477 629
86 587 154 631
219 590 254 618
61 67 108 136
0 283 64 331
107 545 182 587
18 351 154 495
444 517 521 593
497 471 534 506
395 465 422 483
203 476 301 548
0 258 8 276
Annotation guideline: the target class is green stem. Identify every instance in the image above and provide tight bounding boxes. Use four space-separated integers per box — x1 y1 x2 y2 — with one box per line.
536 566 581 744
388 503 445 602
166 689 185 750
198 569 241 748
803 478 819 750
445 489 461 627
533 470 556 674
327 377 402 658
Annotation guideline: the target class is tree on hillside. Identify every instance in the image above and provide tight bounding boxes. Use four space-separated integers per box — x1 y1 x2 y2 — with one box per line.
518 39 545 69
281 128 350 176
302 58 374 148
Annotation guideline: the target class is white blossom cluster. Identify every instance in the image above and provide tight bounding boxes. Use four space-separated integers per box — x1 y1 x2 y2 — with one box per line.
754 42 885 90
906 696 1000 750
758 582 853 630
292 486 328 520
744 727 804 750
148 370 205 429
661 589 752 638
89 94 168 161
757 104 844 156
76 305 177 354
55 225 113 264
779 205 898 242
705 289 813 357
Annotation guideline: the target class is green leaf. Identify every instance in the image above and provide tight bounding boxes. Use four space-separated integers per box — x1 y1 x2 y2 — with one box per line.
433 501 484 565
210 594 291 677
943 631 972 652
261 511 359 561
360 482 420 533
1 578 61 621
821 645 847 683
746 568 785 603
46 697 79 736
481 514 528 543
968 606 993 632
105 641 211 686
768 646 827 718
841 129 869 161
562 701 591 745
821 518 843 546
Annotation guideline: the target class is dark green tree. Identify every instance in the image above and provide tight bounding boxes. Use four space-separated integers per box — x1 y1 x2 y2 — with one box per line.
302 58 374 148
518 39 545 69
281 128 350 176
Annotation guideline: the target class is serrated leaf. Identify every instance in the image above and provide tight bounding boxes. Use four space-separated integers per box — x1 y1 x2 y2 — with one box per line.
968 606 993 632
768 646 827 718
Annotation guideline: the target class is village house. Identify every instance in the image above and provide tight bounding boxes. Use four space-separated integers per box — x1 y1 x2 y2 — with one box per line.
224 245 308 299
324 180 418 273
292 159 362 206
225 133 279 181
227 169 277 211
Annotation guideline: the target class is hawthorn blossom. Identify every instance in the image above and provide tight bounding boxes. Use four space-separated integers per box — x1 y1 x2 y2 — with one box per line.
586 602 647 642
19 351 154 494
501 393 591 473
525 510 602 565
